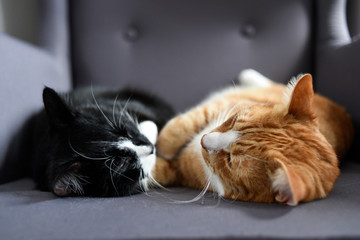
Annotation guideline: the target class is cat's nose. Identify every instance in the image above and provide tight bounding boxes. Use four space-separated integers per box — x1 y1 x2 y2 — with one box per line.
201 131 239 151
138 145 154 157
201 135 208 150
149 146 154 155
201 133 217 151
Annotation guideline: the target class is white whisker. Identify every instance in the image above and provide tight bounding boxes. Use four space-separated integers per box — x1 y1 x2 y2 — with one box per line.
108 158 120 196
90 86 116 129
59 173 87 195
118 97 131 127
104 158 134 182
171 176 212 204
147 175 172 192
244 154 267 162
68 139 110 161
112 94 120 128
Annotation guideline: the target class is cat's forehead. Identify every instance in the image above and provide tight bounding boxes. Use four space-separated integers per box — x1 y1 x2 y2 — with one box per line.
232 103 281 126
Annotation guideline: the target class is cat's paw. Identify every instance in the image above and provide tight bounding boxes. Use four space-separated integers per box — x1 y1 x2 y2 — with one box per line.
238 69 273 88
157 120 184 160
157 133 179 160
139 121 158 145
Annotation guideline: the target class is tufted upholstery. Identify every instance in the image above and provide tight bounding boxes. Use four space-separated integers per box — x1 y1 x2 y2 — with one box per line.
0 0 360 239
70 0 314 111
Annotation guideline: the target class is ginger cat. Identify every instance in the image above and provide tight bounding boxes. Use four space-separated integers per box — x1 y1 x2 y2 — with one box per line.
153 70 353 206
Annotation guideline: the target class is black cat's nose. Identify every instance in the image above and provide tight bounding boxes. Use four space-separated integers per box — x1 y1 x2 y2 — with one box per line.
136 145 155 157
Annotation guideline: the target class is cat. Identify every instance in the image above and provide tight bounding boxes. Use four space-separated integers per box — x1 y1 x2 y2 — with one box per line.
0 87 174 197
153 69 353 206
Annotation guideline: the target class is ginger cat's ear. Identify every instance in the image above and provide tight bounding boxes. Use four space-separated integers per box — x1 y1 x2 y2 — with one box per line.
286 74 316 120
270 160 306 206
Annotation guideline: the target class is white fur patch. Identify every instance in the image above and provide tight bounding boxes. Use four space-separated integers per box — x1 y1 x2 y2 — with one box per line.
271 168 289 192
119 140 153 157
137 121 158 183
138 121 158 145
271 168 296 206
238 69 273 88
202 163 225 197
189 124 226 197
139 152 156 179
117 139 156 178
202 131 239 151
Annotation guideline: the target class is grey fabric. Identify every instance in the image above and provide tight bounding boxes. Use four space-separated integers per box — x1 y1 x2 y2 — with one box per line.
0 0 70 166
316 0 360 144
1 161 360 240
38 0 71 83
1 0 360 239
0 34 70 166
70 0 313 111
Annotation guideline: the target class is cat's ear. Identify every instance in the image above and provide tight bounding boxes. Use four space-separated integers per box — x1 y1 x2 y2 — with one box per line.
43 87 74 128
53 162 84 197
286 74 316 120
270 160 306 206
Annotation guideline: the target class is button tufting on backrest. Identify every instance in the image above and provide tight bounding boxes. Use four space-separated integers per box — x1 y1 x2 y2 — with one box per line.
71 1 313 111
240 24 257 38
125 27 140 42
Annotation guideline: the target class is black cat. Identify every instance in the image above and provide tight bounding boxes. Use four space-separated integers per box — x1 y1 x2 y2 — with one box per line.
0 87 174 197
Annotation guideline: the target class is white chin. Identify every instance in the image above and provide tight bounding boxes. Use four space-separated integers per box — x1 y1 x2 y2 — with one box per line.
139 153 156 191
140 152 156 177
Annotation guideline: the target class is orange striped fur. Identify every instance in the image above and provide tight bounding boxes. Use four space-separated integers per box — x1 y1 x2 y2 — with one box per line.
153 73 353 205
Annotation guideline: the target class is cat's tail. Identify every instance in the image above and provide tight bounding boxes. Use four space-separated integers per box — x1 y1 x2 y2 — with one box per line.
238 69 274 88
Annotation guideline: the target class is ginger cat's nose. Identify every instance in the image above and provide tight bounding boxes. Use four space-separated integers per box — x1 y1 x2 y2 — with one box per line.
201 134 207 150
201 131 239 151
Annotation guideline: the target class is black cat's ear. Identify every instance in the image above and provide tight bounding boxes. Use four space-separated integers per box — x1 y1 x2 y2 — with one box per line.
53 162 84 197
43 87 74 128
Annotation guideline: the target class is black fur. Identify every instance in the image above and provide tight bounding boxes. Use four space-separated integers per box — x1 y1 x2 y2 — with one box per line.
0 87 174 197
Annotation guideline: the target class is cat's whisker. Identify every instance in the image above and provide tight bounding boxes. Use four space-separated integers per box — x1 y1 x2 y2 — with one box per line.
224 103 241 120
124 110 139 127
104 158 134 182
231 78 237 88
214 103 240 129
90 86 116 130
89 140 116 144
60 173 86 195
118 97 131 127
68 139 111 161
112 94 120 128
244 154 267 163
215 110 225 128
76 174 90 185
171 176 212 204
137 171 147 193
108 158 120 196
237 158 244 170
148 174 172 192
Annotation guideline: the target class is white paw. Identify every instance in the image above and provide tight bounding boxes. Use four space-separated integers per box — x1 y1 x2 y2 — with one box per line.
138 121 158 145
238 69 273 88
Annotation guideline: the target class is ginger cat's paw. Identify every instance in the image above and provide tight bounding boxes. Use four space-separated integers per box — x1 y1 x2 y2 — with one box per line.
157 119 184 160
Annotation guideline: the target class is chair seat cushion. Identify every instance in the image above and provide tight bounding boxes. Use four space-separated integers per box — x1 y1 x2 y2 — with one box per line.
1 160 359 240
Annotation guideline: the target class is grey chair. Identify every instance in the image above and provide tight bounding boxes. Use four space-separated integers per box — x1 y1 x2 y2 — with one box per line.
1 0 359 239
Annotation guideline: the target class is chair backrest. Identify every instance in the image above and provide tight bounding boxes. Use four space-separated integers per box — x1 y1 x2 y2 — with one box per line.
70 0 360 155
1 0 359 166
70 0 314 111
